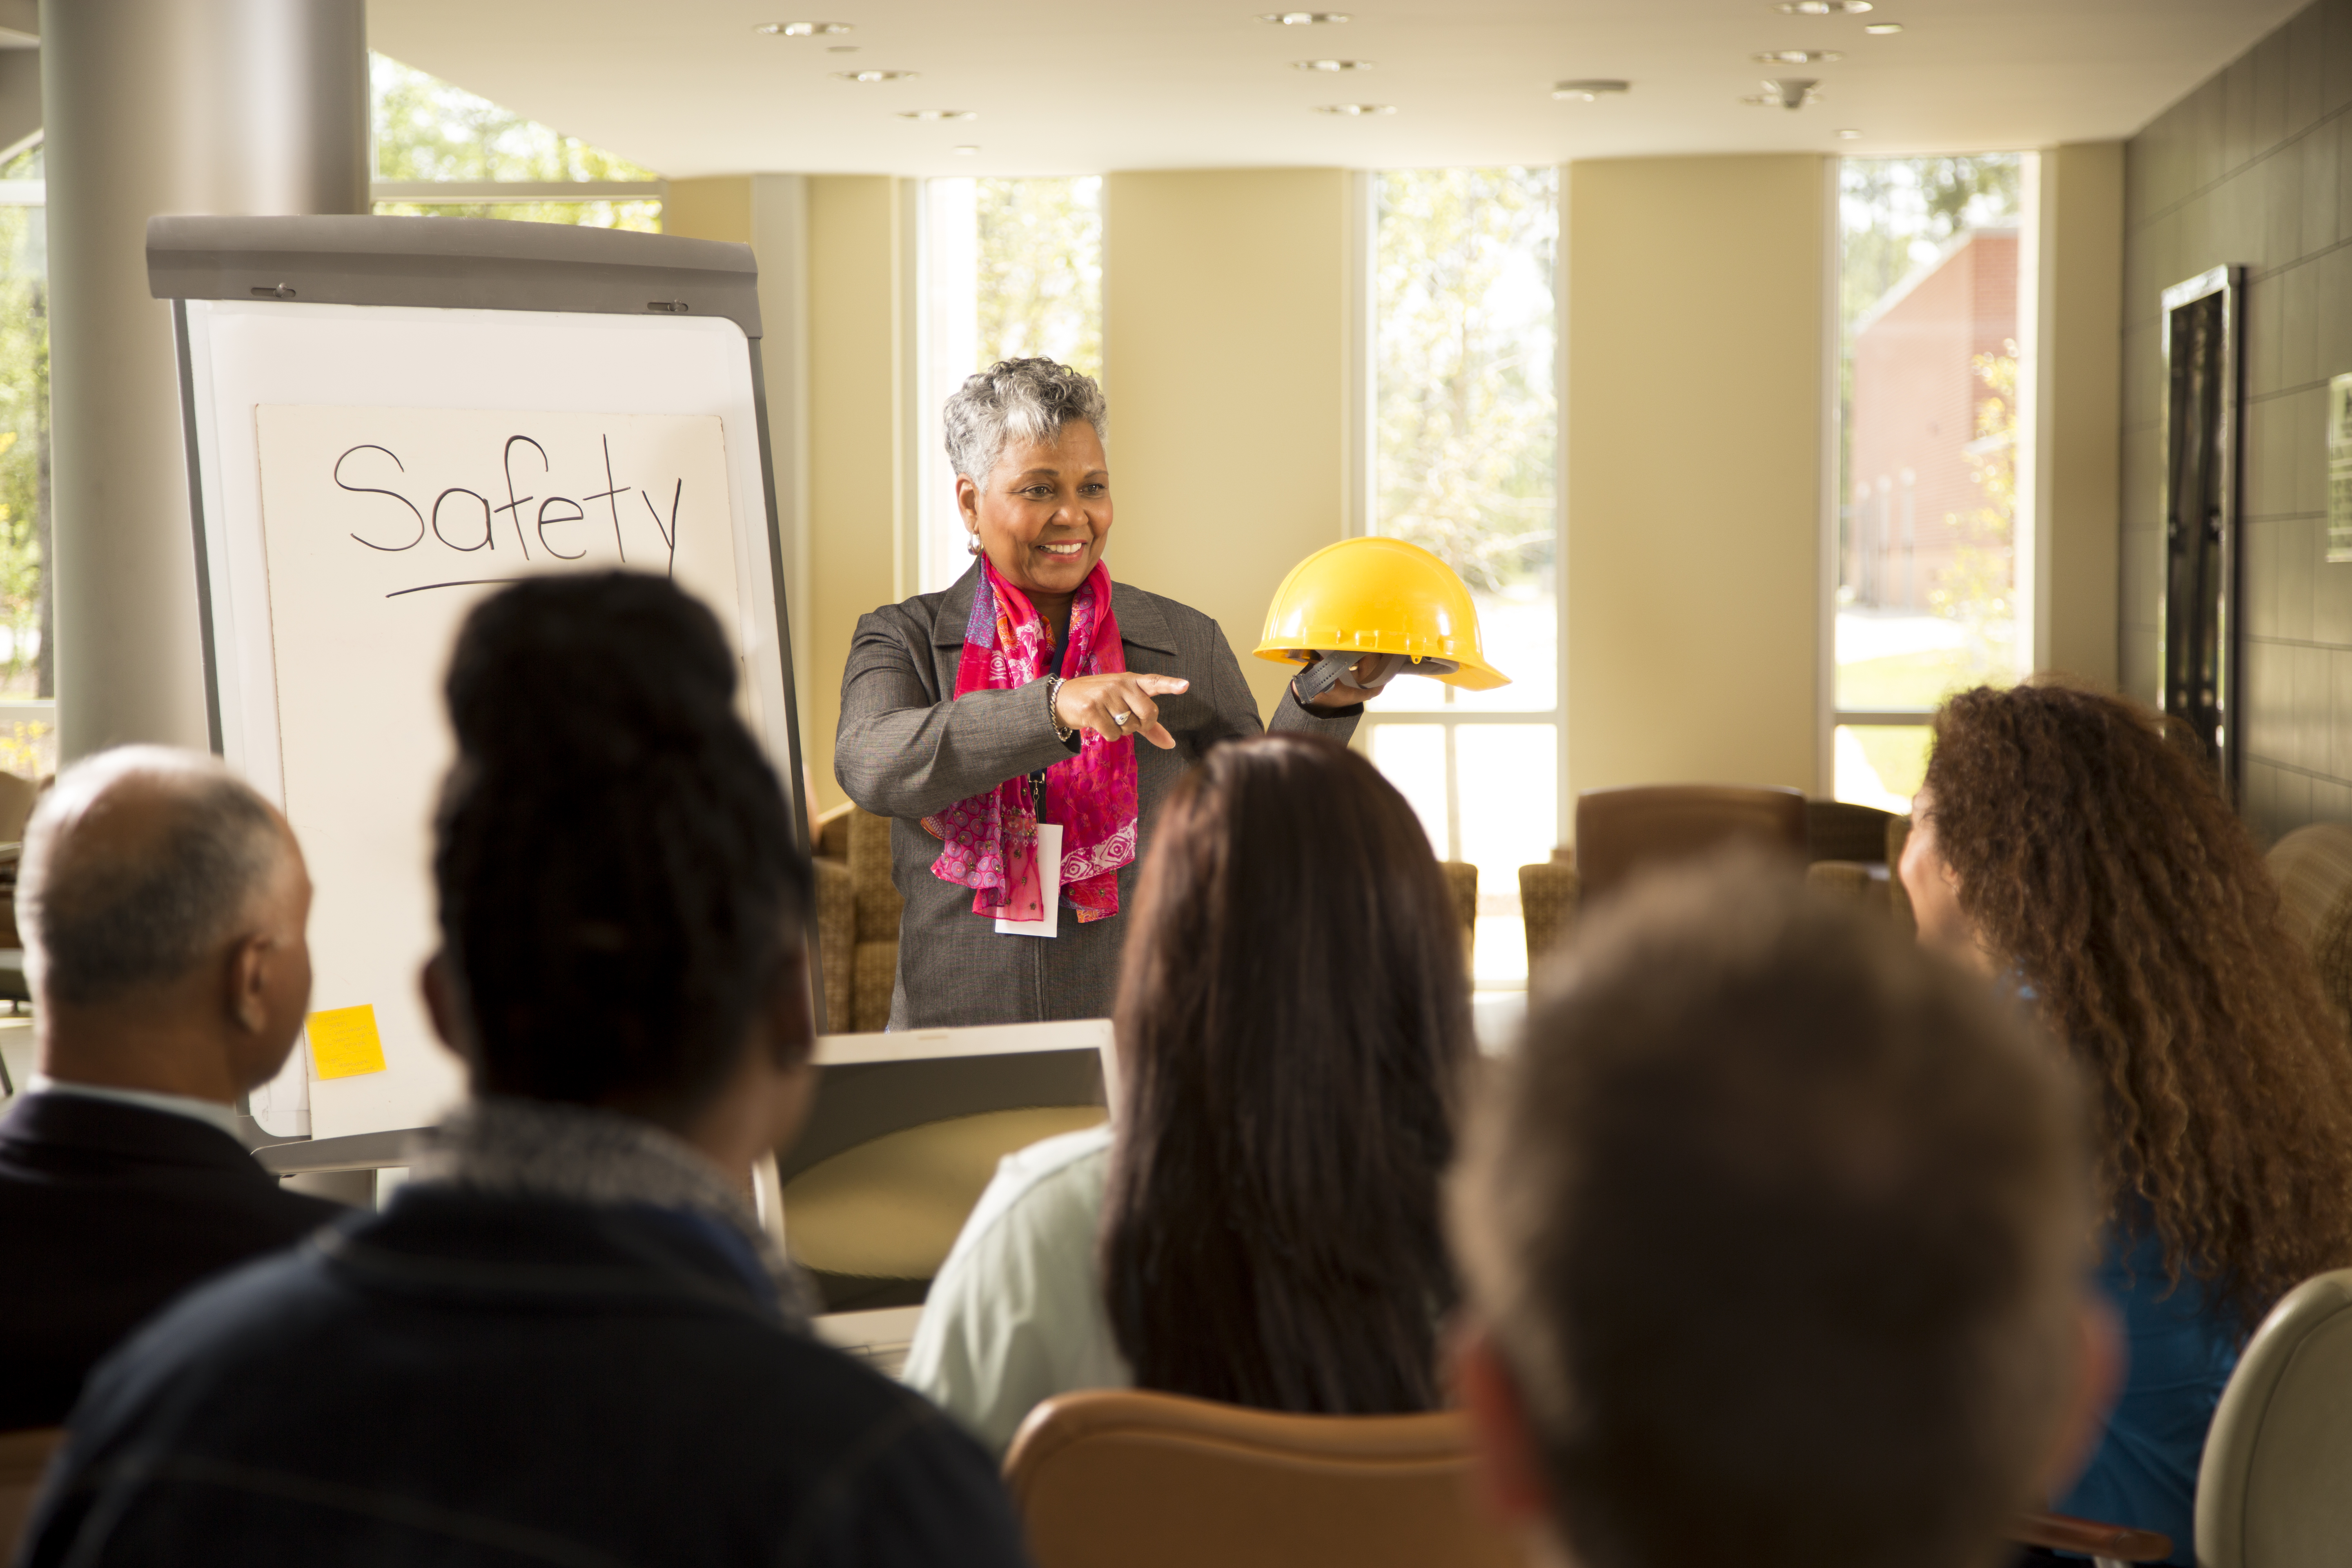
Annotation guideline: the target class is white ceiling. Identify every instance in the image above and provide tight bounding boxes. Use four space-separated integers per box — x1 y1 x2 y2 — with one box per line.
367 0 2301 180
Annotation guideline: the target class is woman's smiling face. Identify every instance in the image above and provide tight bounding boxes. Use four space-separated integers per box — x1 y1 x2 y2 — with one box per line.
959 419 1112 603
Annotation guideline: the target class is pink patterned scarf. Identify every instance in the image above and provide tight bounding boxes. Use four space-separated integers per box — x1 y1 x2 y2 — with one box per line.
923 559 1140 923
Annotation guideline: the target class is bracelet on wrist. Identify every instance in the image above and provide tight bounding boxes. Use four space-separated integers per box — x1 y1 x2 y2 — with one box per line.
1047 675 1075 743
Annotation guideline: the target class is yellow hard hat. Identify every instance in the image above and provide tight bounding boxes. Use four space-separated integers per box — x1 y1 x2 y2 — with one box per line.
1254 536 1510 691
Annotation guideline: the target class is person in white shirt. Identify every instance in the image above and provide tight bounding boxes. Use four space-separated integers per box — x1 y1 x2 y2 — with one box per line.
903 732 1473 1452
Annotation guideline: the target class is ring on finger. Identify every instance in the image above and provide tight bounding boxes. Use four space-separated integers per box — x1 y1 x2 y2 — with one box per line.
1111 710 1133 727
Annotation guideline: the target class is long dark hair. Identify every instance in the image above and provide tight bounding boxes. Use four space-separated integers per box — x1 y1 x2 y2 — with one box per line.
434 572 809 1123
1924 679 2352 1324
1101 733 1472 1412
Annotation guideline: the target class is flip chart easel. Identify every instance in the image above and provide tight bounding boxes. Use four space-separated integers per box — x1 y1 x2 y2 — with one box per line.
148 215 809 1142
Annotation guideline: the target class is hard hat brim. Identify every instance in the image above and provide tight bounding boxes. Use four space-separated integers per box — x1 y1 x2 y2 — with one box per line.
1252 641 1511 691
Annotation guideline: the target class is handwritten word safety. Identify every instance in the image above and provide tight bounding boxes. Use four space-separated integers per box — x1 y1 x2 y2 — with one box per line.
330 432 697 597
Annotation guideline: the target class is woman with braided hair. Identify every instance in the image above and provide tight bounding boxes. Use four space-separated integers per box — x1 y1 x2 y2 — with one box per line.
1899 679 2352 1565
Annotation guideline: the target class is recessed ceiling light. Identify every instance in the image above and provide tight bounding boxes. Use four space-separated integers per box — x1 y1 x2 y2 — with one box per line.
1742 78 1820 108
1862 21 1904 32
756 20 852 35
1836 127 1864 138
1261 11 1350 23
833 70 917 82
899 109 978 120
1552 79 1631 100
1755 49 1841 63
1294 59 1374 71
1312 102 1395 115
952 145 980 155
1776 0 1870 12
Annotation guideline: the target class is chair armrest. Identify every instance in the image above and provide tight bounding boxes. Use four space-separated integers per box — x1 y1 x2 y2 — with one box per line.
2011 1510 2172 1564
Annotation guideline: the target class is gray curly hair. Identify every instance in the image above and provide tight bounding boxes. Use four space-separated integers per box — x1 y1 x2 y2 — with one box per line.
942 357 1108 488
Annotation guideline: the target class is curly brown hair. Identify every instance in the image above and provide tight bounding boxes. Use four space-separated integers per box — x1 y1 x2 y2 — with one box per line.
1922 679 2352 1326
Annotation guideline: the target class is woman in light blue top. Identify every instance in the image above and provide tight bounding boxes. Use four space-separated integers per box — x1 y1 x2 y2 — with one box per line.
904 733 1474 1453
1901 680 2352 1565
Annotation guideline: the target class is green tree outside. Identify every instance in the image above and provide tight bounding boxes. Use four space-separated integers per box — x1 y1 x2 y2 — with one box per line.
974 178 1100 379
1375 167 1556 595
371 54 660 232
0 137 48 707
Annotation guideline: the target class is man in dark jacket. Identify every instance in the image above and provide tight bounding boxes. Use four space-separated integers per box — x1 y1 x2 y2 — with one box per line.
0 747 340 1431
23 574 1031 1566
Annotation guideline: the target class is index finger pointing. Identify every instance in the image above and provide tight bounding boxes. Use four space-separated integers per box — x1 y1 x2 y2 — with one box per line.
1134 675 1190 696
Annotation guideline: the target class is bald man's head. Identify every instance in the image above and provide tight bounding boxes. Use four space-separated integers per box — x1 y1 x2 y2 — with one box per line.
20 747 295 1007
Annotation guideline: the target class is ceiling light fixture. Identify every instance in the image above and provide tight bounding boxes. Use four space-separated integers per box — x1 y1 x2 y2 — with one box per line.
1311 102 1394 115
1742 77 1819 108
1294 58 1374 71
1552 79 1631 100
756 20 852 35
1836 128 1864 138
1775 0 1870 12
1862 21 1904 32
899 109 978 120
1260 11 1351 24
833 69 916 82
1754 49 1841 63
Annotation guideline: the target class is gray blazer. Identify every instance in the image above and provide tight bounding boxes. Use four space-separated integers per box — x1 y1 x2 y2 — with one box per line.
835 562 1360 1028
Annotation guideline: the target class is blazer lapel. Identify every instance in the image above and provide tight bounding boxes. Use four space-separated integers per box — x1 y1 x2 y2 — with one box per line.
929 561 982 696
1109 578 1180 657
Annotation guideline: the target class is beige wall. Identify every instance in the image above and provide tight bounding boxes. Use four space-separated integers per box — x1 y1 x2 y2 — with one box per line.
664 174 819 808
802 175 909 811
2035 141 2125 689
1102 168 1354 718
664 175 752 245
1565 154 1823 804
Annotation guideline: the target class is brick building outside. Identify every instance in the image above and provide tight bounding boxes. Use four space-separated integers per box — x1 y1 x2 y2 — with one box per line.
1846 228 2019 612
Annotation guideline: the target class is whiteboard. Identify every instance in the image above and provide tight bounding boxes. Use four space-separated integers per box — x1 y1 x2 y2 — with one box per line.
177 298 796 1138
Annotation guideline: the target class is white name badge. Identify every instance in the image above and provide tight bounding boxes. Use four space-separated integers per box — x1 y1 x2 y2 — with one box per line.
995 822 1063 938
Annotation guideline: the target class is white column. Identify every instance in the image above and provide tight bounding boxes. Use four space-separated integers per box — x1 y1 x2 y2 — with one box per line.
41 0 366 757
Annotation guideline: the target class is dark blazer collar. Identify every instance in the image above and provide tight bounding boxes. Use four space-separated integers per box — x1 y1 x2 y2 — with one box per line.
930 559 1180 656
0 1089 265 1176
932 561 981 647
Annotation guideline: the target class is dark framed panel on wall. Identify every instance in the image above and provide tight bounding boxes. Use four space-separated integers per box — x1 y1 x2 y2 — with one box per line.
2158 265 2246 797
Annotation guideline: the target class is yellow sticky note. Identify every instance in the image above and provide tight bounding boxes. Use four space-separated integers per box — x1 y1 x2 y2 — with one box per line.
308 1004 387 1080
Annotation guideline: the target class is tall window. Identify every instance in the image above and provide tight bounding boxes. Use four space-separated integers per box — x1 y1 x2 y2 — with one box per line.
370 55 662 230
1834 155 2034 808
917 177 1103 594
1363 167 1559 989
0 134 51 778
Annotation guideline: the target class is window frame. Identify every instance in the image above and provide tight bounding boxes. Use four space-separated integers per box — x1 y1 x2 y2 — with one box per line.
1351 166 1568 991
1821 151 2045 806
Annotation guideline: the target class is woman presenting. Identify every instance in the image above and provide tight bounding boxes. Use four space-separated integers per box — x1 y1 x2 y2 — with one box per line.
836 359 1392 1028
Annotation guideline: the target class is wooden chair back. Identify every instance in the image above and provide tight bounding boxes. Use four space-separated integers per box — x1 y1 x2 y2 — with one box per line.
0 1428 62 1560
1439 860 1478 972
1004 1389 1523 1568
1573 784 1808 905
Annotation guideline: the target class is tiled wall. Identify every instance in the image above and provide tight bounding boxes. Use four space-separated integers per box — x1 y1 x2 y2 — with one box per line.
2122 0 2352 844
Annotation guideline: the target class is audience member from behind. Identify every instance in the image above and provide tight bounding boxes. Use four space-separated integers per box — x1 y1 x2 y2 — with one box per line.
0 747 337 1431
1452 863 2120 1568
1902 680 2352 1564
905 732 1470 1452
24 575 1029 1567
